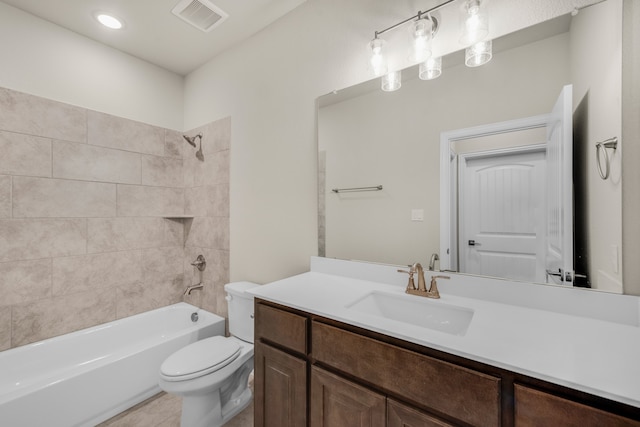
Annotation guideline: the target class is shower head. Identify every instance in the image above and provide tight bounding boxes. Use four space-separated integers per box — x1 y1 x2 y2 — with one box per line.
183 133 202 147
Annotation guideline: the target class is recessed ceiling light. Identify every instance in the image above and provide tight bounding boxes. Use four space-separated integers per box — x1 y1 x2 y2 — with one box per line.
95 12 124 30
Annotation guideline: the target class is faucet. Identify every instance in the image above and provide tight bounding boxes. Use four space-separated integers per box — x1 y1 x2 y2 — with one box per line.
183 282 203 296
398 263 448 299
428 253 439 271
184 254 207 296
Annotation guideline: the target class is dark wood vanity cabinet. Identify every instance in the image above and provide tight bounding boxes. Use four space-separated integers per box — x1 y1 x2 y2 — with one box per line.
254 303 308 427
254 299 640 427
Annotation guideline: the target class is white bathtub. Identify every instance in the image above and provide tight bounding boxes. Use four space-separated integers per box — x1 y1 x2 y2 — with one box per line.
0 302 225 427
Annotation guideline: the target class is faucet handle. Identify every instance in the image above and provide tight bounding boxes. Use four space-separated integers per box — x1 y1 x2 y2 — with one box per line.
428 275 450 299
397 268 416 290
190 254 206 271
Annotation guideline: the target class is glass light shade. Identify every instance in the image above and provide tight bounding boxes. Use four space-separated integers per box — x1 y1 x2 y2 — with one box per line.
408 17 433 63
419 56 442 80
460 0 488 45
465 40 492 67
381 70 401 92
368 38 388 77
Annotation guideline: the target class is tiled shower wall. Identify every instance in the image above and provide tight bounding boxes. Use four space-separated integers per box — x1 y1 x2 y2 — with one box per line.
183 117 231 319
0 87 230 351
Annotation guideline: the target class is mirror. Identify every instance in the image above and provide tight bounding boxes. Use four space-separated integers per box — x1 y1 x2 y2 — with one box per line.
318 0 625 293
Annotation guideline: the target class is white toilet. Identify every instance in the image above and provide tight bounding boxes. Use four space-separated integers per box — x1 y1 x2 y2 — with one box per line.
159 282 259 427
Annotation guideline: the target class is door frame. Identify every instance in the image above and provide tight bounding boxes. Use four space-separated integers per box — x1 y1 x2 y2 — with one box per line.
439 114 550 271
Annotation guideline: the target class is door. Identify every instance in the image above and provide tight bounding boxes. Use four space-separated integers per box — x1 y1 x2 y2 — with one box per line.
459 148 546 282
254 343 307 427
545 85 574 284
310 366 385 427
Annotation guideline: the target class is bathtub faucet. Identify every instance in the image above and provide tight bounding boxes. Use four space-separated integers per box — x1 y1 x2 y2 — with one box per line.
184 282 203 296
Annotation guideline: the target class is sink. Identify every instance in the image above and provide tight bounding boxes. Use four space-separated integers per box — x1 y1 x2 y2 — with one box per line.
345 291 474 336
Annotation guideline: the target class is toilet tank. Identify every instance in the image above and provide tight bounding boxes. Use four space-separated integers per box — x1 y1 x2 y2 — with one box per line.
224 282 260 343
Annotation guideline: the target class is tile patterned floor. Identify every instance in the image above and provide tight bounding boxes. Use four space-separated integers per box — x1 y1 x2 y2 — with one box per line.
99 387 253 427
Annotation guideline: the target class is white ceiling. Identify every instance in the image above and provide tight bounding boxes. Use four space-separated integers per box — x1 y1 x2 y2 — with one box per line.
0 0 307 76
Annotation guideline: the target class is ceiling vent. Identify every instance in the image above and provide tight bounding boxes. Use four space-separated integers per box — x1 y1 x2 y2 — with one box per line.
171 0 228 32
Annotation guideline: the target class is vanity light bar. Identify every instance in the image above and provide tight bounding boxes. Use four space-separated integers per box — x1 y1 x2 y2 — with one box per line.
369 0 493 92
371 0 457 39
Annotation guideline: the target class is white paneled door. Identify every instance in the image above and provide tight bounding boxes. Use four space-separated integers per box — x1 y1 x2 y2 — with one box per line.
459 148 546 283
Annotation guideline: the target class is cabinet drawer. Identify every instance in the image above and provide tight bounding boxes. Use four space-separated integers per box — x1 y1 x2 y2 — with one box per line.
312 321 501 427
255 302 307 354
388 399 456 427
515 384 640 427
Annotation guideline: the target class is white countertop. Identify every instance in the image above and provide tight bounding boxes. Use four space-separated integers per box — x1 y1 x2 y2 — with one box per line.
249 257 640 409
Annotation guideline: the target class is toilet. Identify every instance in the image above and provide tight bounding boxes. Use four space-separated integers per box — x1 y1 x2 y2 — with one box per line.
159 282 259 427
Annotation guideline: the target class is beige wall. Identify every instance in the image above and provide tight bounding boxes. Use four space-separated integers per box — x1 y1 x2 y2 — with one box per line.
0 2 184 131
622 0 640 295
0 87 230 350
0 0 623 291
184 0 602 284
571 0 623 291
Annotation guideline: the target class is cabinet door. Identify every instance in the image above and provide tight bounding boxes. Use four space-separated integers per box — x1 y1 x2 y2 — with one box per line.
388 399 455 427
254 343 307 427
515 384 640 427
310 366 385 427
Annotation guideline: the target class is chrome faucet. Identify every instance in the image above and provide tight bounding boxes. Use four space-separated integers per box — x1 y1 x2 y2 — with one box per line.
428 253 439 271
183 283 203 296
184 255 207 296
398 263 448 299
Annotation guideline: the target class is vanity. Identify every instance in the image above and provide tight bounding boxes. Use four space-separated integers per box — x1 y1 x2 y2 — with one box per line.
250 257 640 426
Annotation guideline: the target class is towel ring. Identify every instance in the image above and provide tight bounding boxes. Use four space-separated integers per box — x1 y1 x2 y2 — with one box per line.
595 137 618 180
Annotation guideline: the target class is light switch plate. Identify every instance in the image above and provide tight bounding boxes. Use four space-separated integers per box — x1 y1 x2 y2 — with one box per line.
411 209 424 221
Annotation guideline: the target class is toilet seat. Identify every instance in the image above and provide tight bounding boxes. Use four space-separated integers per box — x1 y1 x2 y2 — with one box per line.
160 336 241 382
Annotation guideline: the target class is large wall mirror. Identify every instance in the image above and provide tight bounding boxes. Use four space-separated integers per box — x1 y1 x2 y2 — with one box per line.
318 0 629 293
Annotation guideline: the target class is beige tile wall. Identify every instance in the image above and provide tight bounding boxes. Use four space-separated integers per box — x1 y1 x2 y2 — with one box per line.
0 87 230 350
183 117 231 318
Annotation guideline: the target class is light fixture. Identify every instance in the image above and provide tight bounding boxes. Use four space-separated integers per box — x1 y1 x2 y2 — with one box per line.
459 0 488 45
408 14 434 63
368 37 388 77
465 39 492 67
381 70 402 92
95 12 124 30
366 0 495 92
419 56 442 80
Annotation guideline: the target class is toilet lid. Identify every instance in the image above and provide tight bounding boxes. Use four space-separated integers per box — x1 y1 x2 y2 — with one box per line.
160 336 241 381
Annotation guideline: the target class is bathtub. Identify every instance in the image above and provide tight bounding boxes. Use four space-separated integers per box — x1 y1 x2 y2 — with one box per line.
0 302 225 427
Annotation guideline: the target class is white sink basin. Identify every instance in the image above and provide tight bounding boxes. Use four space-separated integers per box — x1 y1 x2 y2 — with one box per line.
346 291 474 336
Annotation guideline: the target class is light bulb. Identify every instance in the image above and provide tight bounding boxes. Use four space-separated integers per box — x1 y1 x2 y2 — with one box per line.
408 17 433 63
381 70 401 92
368 37 388 77
419 56 442 80
460 0 488 45
465 40 492 67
